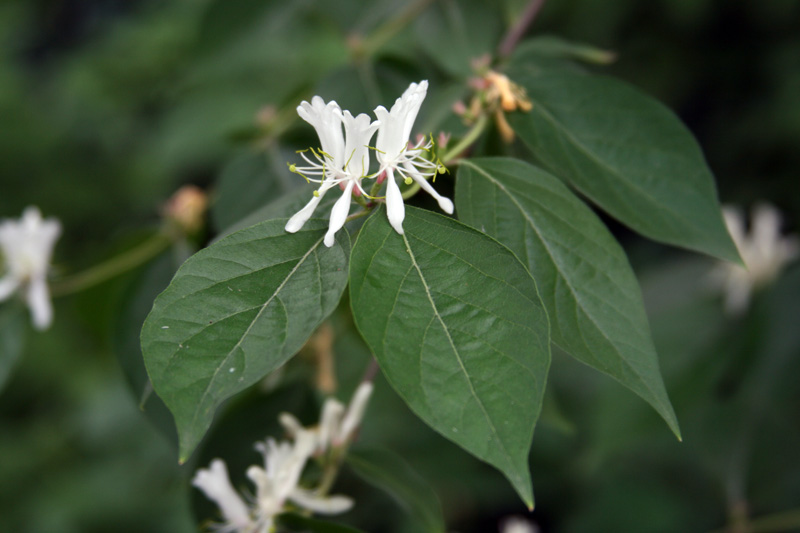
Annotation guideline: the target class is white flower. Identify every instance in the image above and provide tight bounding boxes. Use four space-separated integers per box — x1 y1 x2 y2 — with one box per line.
281 381 374 455
194 428 353 533
500 516 539 533
712 203 798 315
192 459 257 533
373 80 454 235
248 429 352 528
285 96 379 247
0 206 61 330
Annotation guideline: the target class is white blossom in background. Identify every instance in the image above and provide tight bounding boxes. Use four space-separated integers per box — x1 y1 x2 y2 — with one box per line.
280 381 374 454
374 80 454 235
248 429 352 529
193 386 370 532
285 96 379 247
500 516 539 533
712 203 798 315
192 459 256 532
0 206 61 330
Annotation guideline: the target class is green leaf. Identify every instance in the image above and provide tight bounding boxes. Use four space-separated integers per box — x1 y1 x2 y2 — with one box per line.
506 66 740 263
276 512 366 533
456 158 680 439
141 219 350 461
349 206 550 508
347 447 445 533
0 301 26 393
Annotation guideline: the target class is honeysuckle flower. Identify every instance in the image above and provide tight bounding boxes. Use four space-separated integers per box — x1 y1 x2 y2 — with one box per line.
192 459 256 533
373 80 453 235
281 381 374 455
0 206 61 330
285 96 379 247
248 430 352 526
194 428 353 533
711 203 798 315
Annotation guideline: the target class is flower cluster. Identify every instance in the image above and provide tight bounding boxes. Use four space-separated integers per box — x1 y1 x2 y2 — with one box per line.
285 80 453 246
0 206 61 330
711 203 798 315
193 382 373 533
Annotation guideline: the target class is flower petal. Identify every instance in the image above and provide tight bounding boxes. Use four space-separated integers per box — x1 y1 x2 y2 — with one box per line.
289 487 354 515
403 162 454 215
285 196 322 233
286 182 336 233
384 169 405 235
324 180 354 247
297 97 344 167
25 277 53 331
337 381 373 446
193 459 253 529
342 111 380 178
0 276 19 302
317 399 345 453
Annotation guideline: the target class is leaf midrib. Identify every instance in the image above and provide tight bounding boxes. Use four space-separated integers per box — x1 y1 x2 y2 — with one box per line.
186 235 325 436
400 231 516 473
461 161 671 417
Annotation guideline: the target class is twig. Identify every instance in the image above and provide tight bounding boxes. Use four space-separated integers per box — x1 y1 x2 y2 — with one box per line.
497 0 547 59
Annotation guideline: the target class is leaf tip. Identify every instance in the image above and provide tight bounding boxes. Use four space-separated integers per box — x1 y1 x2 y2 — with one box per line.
667 416 682 442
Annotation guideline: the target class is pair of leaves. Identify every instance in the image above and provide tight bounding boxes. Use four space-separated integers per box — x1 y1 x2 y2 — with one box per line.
141 203 551 507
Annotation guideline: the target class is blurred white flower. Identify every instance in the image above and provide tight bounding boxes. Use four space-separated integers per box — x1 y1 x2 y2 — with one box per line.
285 96 379 247
194 417 354 532
712 203 798 315
192 459 256 532
280 381 374 455
500 515 539 533
374 80 453 235
0 206 61 330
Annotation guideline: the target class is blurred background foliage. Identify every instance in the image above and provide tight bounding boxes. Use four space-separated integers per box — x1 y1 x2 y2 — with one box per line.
0 0 798 531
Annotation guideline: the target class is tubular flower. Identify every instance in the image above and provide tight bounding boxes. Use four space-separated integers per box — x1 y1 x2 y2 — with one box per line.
0 206 61 330
194 427 353 533
285 96 379 247
280 381 374 455
373 80 453 235
711 203 799 315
